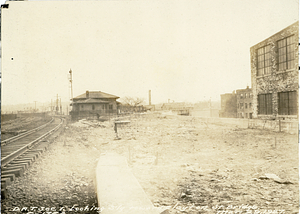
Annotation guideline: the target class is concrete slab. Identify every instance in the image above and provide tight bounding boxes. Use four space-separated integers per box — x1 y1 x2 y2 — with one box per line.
96 153 161 214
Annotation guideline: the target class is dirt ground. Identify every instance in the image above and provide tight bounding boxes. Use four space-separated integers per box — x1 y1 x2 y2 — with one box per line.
2 112 299 214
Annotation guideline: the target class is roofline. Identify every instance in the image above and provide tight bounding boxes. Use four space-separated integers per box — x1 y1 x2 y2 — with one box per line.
250 21 299 49
73 90 120 99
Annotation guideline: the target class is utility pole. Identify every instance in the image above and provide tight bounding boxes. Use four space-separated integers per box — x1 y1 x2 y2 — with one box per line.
56 94 59 113
68 69 73 111
60 98 62 115
34 101 37 112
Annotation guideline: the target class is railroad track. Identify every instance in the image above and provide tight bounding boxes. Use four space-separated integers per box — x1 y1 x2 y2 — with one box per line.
1 117 65 199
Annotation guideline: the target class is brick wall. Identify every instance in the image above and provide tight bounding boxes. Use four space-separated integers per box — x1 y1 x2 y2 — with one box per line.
220 93 237 118
236 87 253 118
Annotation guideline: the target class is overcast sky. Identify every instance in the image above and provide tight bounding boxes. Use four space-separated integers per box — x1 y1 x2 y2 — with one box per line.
1 0 299 106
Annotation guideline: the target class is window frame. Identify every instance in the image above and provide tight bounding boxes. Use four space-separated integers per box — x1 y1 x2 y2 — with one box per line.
278 91 297 115
257 45 271 76
258 93 273 115
277 35 295 71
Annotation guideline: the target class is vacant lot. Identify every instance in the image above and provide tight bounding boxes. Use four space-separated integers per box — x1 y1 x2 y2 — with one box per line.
2 112 298 214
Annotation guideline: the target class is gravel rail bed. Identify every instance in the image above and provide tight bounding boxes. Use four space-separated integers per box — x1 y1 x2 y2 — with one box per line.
1 121 101 214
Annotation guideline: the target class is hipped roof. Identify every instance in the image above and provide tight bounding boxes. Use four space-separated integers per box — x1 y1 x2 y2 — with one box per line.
74 91 120 99
73 98 109 104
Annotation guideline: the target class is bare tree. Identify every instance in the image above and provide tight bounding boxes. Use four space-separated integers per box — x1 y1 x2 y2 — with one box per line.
120 96 145 106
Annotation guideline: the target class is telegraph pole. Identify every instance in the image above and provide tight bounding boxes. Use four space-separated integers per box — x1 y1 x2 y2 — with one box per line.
34 101 37 112
68 69 73 111
60 98 62 114
56 94 59 112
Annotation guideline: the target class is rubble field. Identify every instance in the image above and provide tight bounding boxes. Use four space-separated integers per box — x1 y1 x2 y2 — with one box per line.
2 112 298 214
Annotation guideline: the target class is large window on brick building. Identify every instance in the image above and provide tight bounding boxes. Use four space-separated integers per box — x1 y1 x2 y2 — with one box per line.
278 91 297 115
257 45 271 76
258 94 272 115
278 35 295 71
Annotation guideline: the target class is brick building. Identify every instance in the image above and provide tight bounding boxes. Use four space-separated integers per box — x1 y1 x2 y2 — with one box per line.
70 90 119 120
236 86 253 119
250 21 298 120
219 92 237 118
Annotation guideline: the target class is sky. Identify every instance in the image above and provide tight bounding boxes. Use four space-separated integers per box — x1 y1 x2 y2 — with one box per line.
1 0 299 106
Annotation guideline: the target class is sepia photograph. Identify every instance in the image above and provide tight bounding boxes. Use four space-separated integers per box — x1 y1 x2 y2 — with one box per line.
0 0 299 213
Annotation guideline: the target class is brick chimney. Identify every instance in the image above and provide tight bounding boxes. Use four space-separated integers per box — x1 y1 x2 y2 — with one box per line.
86 91 89 98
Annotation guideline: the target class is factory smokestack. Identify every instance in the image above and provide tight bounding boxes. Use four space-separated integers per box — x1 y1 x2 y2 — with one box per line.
149 90 151 105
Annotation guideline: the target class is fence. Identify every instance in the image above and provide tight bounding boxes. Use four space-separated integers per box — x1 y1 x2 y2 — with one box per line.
17 112 47 118
191 116 298 134
248 119 298 134
1 114 17 122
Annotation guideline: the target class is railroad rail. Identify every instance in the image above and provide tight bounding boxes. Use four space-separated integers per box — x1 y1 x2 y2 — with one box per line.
2 118 54 146
1 117 65 199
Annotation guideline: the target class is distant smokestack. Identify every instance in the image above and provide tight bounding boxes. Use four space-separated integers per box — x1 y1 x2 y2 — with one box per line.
86 90 89 98
149 90 151 105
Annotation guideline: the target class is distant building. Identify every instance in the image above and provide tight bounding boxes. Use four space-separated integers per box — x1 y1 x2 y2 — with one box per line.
190 101 220 118
144 105 155 111
161 102 193 115
219 92 237 118
236 86 253 119
250 21 299 120
70 90 119 120
118 104 145 114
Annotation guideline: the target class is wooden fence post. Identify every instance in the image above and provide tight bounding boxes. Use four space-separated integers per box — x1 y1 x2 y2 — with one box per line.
279 119 281 132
